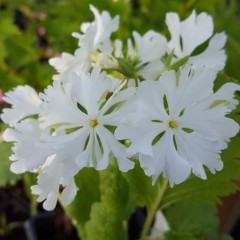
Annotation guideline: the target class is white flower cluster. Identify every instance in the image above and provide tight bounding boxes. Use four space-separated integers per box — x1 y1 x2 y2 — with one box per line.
1 6 239 210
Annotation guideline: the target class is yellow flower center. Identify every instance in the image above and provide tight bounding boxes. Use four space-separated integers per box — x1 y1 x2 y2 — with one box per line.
89 119 98 128
89 51 98 62
168 120 178 129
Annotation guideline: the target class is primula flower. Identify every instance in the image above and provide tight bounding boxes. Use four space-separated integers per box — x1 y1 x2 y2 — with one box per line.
130 31 167 79
116 66 240 186
3 119 78 210
97 31 167 80
31 156 78 210
2 6 239 212
49 5 119 80
39 67 134 172
166 11 227 70
72 5 119 50
2 67 134 210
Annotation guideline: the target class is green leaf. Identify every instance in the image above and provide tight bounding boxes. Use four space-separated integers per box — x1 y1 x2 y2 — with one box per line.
210 234 234 240
161 135 240 209
0 18 20 38
85 165 131 240
0 141 19 186
5 37 39 68
64 168 100 239
122 161 159 210
165 202 217 240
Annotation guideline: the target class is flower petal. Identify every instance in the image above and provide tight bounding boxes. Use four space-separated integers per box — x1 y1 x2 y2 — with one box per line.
175 129 223 178
96 126 134 172
3 119 52 173
1 86 42 126
140 131 191 186
189 32 227 70
31 156 61 211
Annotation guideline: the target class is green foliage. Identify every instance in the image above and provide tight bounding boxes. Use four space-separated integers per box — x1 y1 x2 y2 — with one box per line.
164 202 233 240
85 165 131 240
64 162 165 239
64 168 100 239
0 18 19 69
0 141 19 186
122 161 159 210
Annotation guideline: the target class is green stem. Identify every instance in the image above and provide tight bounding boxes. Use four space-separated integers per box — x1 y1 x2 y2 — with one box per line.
23 174 37 216
140 178 169 240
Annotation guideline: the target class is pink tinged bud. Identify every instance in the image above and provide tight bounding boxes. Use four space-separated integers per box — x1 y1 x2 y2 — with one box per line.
38 27 46 36
55 53 62 58
0 89 3 103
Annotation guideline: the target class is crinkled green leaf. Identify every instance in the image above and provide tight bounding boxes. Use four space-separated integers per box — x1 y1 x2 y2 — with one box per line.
85 165 132 240
122 161 159 210
64 168 100 239
164 202 232 240
210 234 234 240
0 141 19 186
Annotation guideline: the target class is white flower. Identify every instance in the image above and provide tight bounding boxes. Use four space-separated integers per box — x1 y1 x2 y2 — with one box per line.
129 31 167 79
166 11 213 57
3 119 79 210
166 11 226 70
116 66 240 186
40 67 134 173
127 31 167 64
151 211 170 238
72 5 119 50
189 33 227 70
97 31 167 80
2 66 134 210
3 119 52 174
49 5 119 80
49 53 79 81
31 156 78 211
1 86 42 126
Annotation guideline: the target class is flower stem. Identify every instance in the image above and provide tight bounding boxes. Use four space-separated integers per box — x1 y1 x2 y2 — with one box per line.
140 178 169 240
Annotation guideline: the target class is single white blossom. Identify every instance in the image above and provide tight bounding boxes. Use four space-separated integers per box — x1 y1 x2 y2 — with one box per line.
166 11 213 58
97 31 167 80
116 66 240 186
128 31 167 79
166 11 226 70
49 5 119 80
40 67 134 173
72 5 119 50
